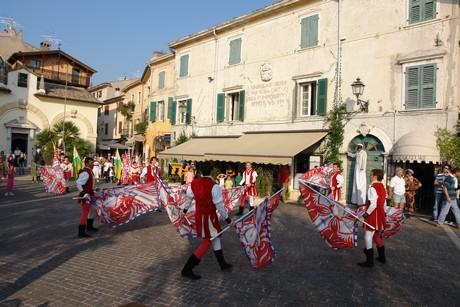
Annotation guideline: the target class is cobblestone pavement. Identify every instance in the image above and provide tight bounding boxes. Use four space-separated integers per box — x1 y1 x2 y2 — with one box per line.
1 176 459 306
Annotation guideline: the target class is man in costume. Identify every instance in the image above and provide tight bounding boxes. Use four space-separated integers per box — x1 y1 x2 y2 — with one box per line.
330 162 344 202
60 155 73 193
236 162 258 216
76 157 99 238
181 161 234 280
349 144 367 206
358 169 387 268
278 165 290 203
140 156 159 183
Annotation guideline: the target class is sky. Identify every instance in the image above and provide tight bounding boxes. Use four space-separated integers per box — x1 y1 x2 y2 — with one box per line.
1 0 278 85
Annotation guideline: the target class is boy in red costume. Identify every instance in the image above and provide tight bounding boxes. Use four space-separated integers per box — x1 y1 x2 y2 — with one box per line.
181 161 234 280
358 169 387 267
330 162 344 202
236 162 258 216
76 157 100 238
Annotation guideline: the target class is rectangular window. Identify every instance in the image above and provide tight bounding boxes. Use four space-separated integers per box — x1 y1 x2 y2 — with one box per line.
296 78 327 116
131 94 135 103
118 121 123 134
158 100 165 121
29 60 40 69
104 123 108 135
104 105 109 115
98 107 102 117
71 68 80 84
158 71 165 89
300 14 319 49
229 38 242 65
409 0 436 24
178 100 187 124
118 101 123 112
137 91 141 104
179 54 189 77
98 90 102 98
18 73 28 87
216 90 245 122
405 63 436 109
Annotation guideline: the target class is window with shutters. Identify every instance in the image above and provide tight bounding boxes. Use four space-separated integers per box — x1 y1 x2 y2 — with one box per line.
158 71 165 89
179 54 189 77
167 97 176 125
229 38 242 65
104 105 109 115
158 100 164 121
409 0 436 24
296 78 327 116
405 63 436 110
178 100 187 124
216 90 245 122
300 14 319 49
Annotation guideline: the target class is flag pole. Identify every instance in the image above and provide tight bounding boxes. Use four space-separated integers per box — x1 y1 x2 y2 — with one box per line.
210 209 254 241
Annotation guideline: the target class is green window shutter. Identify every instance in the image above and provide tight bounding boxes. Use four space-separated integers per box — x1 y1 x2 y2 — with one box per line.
421 64 436 108
423 0 436 21
180 54 189 77
300 15 319 48
158 71 165 89
229 38 242 65
167 97 173 121
150 101 157 122
217 93 225 122
238 90 245 121
186 98 192 125
309 15 319 47
317 78 327 116
409 0 421 24
406 66 420 109
171 100 177 125
293 82 298 119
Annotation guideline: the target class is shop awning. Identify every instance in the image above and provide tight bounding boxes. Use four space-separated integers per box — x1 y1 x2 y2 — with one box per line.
157 136 240 161
205 130 328 165
392 131 440 163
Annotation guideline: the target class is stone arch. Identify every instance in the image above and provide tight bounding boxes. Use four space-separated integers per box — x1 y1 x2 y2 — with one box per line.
50 112 94 135
0 101 49 128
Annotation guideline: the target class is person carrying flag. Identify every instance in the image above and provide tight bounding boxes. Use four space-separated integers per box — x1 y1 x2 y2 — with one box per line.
358 169 387 268
236 162 258 216
76 157 100 238
181 161 234 280
330 162 344 202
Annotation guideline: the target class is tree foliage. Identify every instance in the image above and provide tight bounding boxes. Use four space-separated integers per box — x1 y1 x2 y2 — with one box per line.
435 127 460 168
174 130 197 146
34 120 93 161
255 166 274 197
323 103 347 166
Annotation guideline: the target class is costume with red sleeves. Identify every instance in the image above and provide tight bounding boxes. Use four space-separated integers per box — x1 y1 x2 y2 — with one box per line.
60 161 72 180
192 176 222 238
77 167 95 225
241 169 257 196
364 181 386 231
129 165 140 184
330 171 344 202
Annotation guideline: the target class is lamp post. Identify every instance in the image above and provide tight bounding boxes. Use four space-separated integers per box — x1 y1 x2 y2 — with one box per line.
351 78 368 112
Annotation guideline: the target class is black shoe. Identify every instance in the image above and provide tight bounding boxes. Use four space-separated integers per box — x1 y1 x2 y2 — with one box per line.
78 224 92 238
235 206 244 216
376 246 386 264
357 248 374 268
214 250 233 271
86 219 99 232
181 254 201 280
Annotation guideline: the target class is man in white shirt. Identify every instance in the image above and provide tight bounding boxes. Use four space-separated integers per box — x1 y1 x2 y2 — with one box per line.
388 167 406 211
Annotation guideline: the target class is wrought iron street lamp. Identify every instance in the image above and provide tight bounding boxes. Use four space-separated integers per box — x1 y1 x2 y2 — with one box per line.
351 77 368 113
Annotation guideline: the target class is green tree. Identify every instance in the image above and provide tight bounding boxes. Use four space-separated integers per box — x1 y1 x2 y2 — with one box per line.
435 127 460 168
323 103 347 166
174 130 196 146
255 166 274 197
34 121 93 161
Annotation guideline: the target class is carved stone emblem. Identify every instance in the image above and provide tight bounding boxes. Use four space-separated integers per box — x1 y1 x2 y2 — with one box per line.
260 62 272 82
357 122 373 136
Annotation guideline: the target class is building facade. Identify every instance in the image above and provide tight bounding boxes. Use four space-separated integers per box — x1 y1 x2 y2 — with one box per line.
158 0 459 205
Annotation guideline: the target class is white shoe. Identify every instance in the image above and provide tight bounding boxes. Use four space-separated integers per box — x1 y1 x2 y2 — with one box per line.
4 192 8 197
9 192 14 196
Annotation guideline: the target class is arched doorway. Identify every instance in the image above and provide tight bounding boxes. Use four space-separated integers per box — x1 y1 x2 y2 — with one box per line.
346 135 385 204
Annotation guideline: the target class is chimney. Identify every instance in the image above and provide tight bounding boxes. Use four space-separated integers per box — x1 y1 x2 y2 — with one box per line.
153 50 166 59
40 41 51 51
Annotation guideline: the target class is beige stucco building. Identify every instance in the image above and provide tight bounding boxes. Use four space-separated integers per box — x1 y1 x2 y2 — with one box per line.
158 0 459 206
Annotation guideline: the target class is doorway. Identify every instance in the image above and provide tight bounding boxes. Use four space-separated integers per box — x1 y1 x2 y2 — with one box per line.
11 133 28 154
346 135 385 204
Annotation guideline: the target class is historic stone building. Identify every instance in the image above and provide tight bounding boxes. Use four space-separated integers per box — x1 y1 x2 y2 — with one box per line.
157 0 459 206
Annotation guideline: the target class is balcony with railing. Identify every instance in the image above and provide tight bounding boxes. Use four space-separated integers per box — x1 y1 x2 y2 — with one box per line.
27 66 90 87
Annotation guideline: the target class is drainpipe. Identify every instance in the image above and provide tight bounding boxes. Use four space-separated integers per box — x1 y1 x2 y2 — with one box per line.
336 0 342 107
212 28 219 132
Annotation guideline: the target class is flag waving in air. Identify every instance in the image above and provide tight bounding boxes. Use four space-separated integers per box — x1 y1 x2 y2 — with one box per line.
234 189 282 268
72 146 82 179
